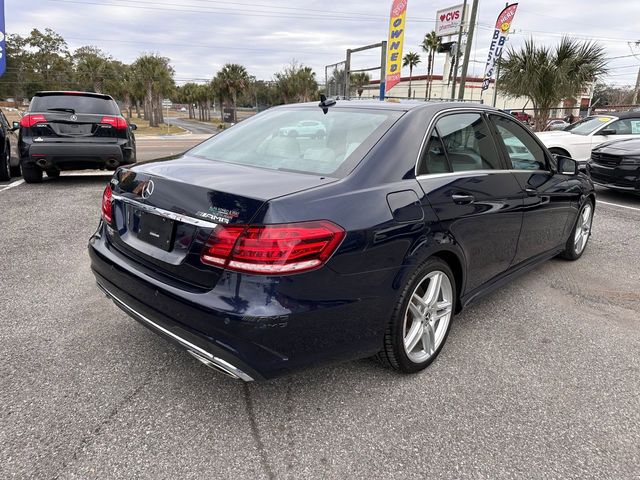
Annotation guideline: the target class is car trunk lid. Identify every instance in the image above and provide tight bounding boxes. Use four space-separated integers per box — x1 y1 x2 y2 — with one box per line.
107 155 335 289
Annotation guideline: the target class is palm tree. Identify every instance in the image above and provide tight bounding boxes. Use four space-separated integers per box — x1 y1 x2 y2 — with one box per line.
215 63 250 122
131 54 175 127
421 31 441 100
499 38 607 131
350 72 371 98
402 52 421 99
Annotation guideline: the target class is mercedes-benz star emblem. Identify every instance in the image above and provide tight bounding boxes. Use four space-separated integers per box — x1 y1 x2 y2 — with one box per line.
142 180 155 199
70 114 78 121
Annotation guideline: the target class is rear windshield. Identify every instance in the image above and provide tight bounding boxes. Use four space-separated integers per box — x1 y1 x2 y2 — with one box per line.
30 94 120 115
188 107 402 177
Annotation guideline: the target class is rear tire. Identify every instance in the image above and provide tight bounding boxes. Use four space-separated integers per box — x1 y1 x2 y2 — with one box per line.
46 170 60 178
0 145 10 181
10 163 21 178
377 258 456 373
22 164 43 184
559 200 593 260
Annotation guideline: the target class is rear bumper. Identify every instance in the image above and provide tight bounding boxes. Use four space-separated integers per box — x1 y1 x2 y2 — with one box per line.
88 223 393 380
587 162 640 192
21 140 134 169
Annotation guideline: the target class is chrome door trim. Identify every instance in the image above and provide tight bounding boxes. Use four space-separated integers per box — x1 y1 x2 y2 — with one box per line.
111 194 218 229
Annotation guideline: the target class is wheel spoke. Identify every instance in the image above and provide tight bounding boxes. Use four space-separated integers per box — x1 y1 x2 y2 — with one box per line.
408 301 423 320
411 294 429 312
405 321 424 352
422 321 435 355
423 273 442 307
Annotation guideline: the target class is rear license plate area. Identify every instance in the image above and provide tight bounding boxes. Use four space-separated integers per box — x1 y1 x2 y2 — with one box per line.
137 211 175 251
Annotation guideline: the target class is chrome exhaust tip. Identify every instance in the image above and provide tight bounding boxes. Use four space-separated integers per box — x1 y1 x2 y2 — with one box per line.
105 158 119 169
186 350 241 379
36 158 48 168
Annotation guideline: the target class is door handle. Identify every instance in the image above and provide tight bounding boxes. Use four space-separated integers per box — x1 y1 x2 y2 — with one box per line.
525 187 538 197
451 193 475 205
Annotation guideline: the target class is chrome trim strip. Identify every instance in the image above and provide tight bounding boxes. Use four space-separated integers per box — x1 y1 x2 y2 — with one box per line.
111 194 219 229
97 282 254 381
415 169 505 181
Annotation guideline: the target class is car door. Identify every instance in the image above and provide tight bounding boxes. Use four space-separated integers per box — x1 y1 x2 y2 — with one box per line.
415 111 524 293
591 116 640 151
489 113 578 264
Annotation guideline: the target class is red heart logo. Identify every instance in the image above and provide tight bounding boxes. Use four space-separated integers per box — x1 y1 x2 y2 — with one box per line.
440 14 446 21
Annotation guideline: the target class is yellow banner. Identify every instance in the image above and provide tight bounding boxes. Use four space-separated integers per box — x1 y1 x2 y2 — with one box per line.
386 0 408 93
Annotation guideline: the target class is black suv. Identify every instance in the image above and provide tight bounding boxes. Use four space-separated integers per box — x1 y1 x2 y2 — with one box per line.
15 91 137 183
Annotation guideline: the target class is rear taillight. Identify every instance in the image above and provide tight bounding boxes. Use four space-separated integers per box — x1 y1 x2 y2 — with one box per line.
19 114 47 128
101 185 113 224
201 221 345 275
100 116 128 130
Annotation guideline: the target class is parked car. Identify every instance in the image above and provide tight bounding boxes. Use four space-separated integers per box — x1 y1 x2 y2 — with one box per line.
0 109 20 181
537 112 640 163
587 138 640 193
279 120 326 138
545 119 569 131
15 91 137 183
89 101 595 381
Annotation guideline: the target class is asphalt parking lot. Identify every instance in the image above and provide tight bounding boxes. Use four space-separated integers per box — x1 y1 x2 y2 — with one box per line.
1 138 639 479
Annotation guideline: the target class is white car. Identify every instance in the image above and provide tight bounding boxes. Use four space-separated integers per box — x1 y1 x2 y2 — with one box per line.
279 120 326 139
536 112 640 163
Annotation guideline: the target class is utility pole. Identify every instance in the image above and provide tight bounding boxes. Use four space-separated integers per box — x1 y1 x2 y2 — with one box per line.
634 66 640 105
451 0 467 100
457 0 479 100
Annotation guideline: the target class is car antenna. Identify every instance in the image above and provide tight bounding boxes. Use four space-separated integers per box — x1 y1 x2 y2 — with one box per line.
319 94 336 114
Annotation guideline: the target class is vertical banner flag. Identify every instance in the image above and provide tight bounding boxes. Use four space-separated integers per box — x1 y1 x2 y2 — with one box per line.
385 0 408 93
481 3 518 91
0 0 5 77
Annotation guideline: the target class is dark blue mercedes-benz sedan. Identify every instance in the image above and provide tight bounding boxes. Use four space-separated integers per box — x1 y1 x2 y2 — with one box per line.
89 100 595 381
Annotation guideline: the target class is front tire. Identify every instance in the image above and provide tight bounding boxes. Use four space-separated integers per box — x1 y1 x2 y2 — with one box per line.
22 164 43 183
377 258 456 373
559 200 593 260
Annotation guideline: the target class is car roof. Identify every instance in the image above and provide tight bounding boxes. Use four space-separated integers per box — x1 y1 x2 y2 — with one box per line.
33 91 115 101
276 100 501 114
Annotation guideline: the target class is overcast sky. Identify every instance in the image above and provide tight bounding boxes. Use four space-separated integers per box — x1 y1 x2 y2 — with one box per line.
6 0 640 87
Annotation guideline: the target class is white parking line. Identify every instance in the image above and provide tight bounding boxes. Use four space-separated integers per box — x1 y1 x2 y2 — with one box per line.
0 179 25 192
598 200 640 212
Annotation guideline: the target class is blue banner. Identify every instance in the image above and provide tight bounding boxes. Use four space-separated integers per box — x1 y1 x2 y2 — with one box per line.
0 0 5 77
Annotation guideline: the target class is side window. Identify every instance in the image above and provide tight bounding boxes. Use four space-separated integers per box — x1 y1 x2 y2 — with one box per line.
417 129 450 175
491 115 547 170
0 112 8 129
436 113 501 172
606 119 640 135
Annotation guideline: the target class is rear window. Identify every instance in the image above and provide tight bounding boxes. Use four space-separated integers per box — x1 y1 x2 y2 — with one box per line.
30 94 120 115
188 107 402 177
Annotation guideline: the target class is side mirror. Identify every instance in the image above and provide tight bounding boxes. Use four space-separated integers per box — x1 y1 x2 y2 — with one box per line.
12 121 20 130
555 155 578 175
599 128 616 136
129 123 137 131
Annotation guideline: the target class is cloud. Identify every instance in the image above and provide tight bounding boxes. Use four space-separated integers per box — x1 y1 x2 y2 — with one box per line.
5 0 640 86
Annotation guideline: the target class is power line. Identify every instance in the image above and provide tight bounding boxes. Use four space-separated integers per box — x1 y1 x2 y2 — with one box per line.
46 0 437 23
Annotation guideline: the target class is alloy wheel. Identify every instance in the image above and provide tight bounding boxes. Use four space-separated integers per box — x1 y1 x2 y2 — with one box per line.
574 204 593 255
403 270 453 363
